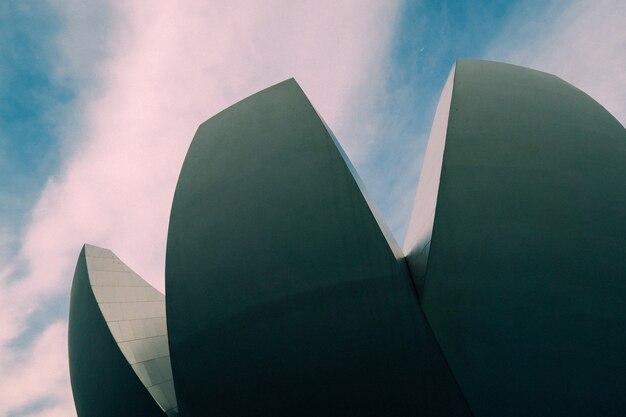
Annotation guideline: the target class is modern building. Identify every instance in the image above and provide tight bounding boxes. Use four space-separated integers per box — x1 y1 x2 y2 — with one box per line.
69 59 626 417
68 245 177 417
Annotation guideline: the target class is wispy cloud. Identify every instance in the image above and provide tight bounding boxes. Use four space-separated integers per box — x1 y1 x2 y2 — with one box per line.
3 1 623 415
0 322 71 417
0 1 401 416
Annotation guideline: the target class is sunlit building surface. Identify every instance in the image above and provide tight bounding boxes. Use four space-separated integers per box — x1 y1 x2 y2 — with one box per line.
69 60 626 417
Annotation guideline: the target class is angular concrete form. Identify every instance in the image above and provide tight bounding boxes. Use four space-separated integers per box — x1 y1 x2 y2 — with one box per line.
68 245 177 417
405 59 626 416
165 79 469 417
69 60 625 417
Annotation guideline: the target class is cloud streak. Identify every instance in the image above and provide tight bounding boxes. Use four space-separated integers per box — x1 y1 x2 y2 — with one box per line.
1 1 401 416
2 1 624 416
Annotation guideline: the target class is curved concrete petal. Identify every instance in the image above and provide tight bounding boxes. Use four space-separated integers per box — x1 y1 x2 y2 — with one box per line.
69 244 178 417
415 59 626 416
166 79 470 417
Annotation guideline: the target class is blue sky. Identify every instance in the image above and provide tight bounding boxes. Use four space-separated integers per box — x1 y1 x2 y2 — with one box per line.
0 2 65 237
0 1 624 416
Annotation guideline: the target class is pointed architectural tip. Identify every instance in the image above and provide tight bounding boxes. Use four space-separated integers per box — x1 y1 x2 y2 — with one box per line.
83 243 101 254
78 244 87 259
82 243 116 259
270 77 301 92
197 77 306 132
83 243 111 251
273 76 302 91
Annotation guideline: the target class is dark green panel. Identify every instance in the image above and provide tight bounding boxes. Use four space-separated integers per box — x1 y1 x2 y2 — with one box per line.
166 79 470 417
417 60 626 416
68 246 166 417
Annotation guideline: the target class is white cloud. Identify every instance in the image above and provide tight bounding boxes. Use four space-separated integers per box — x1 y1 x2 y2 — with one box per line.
0 1 401 416
487 0 626 124
6 1 623 415
0 322 73 417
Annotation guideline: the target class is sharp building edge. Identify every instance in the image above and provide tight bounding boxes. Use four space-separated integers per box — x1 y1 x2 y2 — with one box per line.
404 59 626 416
165 78 470 417
69 59 626 417
69 244 178 417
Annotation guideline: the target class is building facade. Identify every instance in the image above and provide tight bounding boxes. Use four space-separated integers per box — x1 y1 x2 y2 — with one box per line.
69 60 626 417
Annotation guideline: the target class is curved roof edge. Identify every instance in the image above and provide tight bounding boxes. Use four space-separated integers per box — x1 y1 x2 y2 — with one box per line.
403 64 456 295
69 244 178 417
165 78 471 416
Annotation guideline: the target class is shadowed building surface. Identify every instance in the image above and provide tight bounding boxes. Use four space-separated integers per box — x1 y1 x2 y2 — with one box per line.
69 60 625 417
405 60 626 416
165 78 470 417
68 245 177 417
